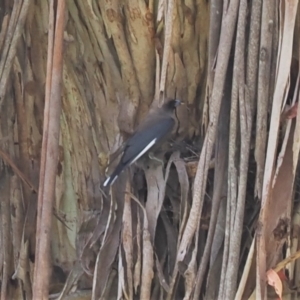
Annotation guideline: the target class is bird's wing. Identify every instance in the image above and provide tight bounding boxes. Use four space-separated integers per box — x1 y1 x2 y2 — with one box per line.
121 117 175 165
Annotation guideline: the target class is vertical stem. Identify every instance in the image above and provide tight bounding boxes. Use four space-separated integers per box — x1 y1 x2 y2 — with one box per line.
32 0 65 298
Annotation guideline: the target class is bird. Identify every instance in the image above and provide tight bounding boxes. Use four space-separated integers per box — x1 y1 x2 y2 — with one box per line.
103 99 181 187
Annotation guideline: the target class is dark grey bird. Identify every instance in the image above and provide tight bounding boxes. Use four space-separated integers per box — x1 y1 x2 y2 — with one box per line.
103 99 181 187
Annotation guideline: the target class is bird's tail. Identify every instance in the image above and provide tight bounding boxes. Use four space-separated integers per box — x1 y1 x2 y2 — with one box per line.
102 163 125 187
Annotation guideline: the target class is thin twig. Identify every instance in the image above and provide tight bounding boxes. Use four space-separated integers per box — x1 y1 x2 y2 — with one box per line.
0 0 31 107
224 1 249 298
168 0 240 297
0 148 37 193
32 0 65 298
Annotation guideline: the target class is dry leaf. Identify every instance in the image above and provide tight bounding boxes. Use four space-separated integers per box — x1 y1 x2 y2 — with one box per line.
266 269 283 300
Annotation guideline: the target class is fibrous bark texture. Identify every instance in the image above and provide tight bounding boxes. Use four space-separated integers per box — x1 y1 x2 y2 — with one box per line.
1 1 300 300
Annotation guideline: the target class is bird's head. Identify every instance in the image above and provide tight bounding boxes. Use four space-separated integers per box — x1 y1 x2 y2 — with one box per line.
163 99 182 111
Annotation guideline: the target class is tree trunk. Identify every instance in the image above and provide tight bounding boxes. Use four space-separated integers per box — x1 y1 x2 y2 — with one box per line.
0 0 299 299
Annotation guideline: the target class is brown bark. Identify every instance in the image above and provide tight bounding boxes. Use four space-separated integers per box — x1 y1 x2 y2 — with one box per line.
0 0 300 299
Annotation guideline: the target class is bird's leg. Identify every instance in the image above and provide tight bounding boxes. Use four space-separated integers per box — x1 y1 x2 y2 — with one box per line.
148 152 164 166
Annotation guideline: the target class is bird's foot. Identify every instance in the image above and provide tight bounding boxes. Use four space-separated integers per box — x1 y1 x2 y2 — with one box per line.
148 152 164 166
